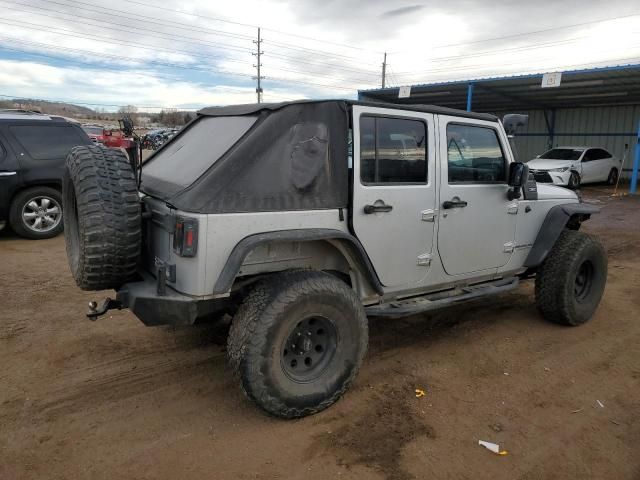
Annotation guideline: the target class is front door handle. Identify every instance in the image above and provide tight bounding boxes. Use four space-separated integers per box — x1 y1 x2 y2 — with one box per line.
364 203 393 214
442 199 468 209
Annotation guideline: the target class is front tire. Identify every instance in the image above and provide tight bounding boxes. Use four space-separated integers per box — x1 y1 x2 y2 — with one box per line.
568 172 581 189
9 186 63 239
607 168 619 185
227 270 368 418
535 230 607 326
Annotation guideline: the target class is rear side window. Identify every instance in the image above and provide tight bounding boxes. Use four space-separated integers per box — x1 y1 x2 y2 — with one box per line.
10 125 87 160
446 124 506 183
584 148 611 161
143 116 257 188
360 116 427 184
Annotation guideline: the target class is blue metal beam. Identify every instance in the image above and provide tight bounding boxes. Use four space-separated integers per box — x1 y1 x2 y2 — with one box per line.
631 121 640 195
466 83 474 112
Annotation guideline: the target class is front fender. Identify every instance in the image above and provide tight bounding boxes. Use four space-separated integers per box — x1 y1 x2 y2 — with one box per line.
524 203 599 267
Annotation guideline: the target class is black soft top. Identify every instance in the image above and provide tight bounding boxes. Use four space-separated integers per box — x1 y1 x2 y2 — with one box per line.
197 99 498 122
141 100 497 214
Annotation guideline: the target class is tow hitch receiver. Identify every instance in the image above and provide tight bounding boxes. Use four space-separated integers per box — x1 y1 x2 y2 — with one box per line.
87 298 123 321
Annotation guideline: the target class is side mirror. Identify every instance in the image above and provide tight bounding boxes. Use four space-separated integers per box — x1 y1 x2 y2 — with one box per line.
536 154 541 158
507 162 529 200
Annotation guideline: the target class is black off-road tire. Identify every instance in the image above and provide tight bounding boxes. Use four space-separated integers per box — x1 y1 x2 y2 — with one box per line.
63 145 141 291
9 186 63 239
227 270 368 419
607 168 619 186
535 230 607 326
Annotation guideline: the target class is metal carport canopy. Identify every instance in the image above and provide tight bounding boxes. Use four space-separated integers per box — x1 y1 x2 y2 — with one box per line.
358 63 640 194
358 63 640 112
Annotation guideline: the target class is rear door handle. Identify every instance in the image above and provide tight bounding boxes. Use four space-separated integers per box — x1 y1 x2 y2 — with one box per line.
364 203 393 214
442 199 468 209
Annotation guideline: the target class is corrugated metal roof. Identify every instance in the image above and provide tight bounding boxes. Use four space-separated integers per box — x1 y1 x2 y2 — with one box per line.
359 63 640 111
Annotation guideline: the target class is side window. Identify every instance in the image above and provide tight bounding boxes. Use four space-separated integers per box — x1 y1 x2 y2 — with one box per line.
359 116 427 184
9 125 86 160
446 124 506 183
582 149 596 162
594 148 610 159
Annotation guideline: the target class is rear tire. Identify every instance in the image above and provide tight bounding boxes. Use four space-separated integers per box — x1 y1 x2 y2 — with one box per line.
607 168 619 185
227 270 368 418
9 186 63 239
63 145 141 291
535 230 607 326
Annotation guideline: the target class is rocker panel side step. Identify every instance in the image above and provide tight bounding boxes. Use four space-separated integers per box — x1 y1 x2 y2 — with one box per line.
365 277 519 317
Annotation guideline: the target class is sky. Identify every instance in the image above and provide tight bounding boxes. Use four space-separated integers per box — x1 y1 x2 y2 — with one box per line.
0 0 639 111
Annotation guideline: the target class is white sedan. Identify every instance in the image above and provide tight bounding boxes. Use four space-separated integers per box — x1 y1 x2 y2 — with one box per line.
527 147 621 189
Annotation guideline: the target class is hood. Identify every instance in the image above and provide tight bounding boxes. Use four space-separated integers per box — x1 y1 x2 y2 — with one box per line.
536 183 579 201
527 159 577 170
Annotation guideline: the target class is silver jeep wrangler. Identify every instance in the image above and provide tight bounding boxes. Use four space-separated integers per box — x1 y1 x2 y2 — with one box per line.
63 100 606 418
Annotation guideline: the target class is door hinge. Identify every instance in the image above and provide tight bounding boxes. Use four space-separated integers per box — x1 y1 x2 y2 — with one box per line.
421 209 436 222
417 253 432 266
507 203 519 215
503 241 516 253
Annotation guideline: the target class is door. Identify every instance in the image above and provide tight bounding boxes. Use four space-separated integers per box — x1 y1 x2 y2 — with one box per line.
437 117 517 276
0 131 20 211
580 149 604 183
352 106 436 288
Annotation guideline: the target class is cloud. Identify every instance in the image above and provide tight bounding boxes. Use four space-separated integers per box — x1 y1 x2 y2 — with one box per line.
380 5 425 18
0 0 639 109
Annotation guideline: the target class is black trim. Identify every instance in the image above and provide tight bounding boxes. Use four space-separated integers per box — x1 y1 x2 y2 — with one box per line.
197 99 498 122
213 228 384 295
524 203 599 267
117 272 229 326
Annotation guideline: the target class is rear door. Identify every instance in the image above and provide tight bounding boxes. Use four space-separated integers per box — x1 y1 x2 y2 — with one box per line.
352 106 437 288
0 130 21 213
580 149 600 183
437 116 517 276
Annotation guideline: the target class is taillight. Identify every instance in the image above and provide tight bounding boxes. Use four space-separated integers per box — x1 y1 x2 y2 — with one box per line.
173 216 198 257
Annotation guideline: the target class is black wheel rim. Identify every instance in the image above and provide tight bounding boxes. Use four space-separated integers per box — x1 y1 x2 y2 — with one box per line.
574 260 594 301
281 315 337 383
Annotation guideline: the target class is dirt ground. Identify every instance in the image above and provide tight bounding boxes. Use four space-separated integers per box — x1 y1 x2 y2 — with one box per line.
1 186 639 480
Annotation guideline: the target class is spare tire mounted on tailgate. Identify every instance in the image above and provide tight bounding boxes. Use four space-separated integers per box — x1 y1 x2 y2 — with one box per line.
63 145 141 291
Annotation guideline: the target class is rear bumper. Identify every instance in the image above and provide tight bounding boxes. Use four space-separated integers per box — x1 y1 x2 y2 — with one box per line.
116 272 230 326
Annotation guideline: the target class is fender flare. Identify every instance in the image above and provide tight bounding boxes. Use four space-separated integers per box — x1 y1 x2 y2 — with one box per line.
524 203 599 267
212 228 384 295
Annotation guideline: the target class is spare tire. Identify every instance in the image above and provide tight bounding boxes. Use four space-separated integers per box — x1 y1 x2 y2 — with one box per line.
63 145 141 291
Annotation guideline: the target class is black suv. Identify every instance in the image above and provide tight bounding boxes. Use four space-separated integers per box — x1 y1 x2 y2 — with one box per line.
0 110 92 239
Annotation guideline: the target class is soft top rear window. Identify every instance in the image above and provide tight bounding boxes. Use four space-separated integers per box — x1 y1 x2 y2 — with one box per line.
142 115 257 189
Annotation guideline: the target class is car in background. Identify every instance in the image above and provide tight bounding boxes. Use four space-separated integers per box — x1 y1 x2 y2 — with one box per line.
527 146 621 189
82 124 106 143
0 110 92 239
142 128 180 150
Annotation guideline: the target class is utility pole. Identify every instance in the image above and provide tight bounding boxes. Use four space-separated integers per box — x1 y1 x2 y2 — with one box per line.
381 52 387 88
252 27 264 103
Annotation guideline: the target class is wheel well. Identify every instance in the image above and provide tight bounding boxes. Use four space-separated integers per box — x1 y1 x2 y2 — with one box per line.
227 237 381 299
10 183 61 205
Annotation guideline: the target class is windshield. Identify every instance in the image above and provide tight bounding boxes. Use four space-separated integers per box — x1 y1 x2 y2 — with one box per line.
142 115 257 189
539 148 584 160
82 126 103 135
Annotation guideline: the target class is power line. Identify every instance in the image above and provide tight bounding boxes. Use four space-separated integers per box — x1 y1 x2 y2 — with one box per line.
113 0 382 55
2 1 380 77
391 11 640 53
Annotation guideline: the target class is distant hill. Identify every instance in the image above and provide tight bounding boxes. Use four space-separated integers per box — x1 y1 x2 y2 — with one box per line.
0 98 96 117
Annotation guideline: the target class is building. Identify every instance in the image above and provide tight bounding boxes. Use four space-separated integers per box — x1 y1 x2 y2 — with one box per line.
359 63 640 193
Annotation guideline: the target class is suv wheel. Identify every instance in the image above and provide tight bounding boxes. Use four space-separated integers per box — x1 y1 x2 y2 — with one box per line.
607 168 619 185
227 270 368 418
535 230 607 326
9 187 63 239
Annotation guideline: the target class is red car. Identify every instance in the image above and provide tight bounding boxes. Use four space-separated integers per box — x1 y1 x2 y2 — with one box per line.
82 124 135 150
